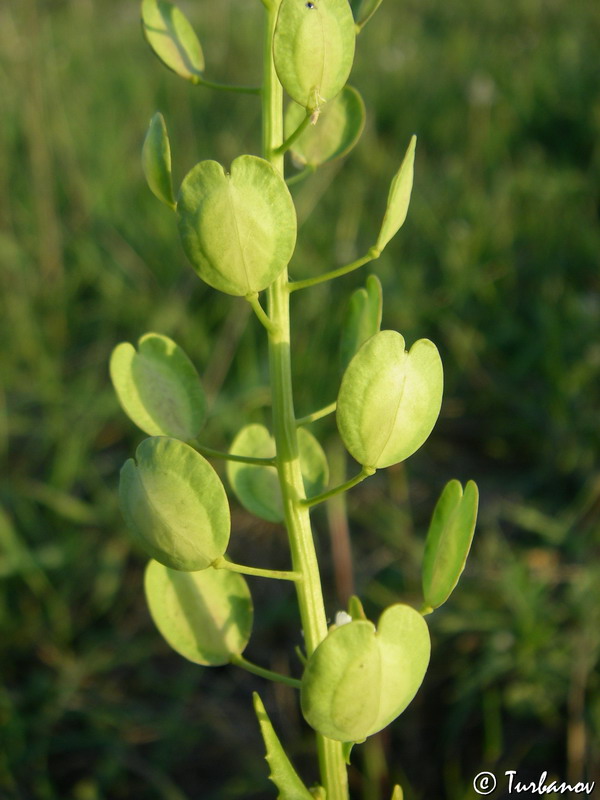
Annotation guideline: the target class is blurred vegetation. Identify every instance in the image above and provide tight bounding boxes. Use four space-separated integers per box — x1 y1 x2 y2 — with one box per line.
1 0 599 797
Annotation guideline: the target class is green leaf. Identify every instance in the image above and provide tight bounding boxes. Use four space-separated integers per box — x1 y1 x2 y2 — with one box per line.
301 604 430 742
119 437 230 571
339 274 382 372
284 86 365 167
227 425 328 523
142 112 176 209
273 0 356 112
141 0 204 81
351 0 384 29
177 155 297 296
422 480 479 610
375 136 416 254
145 559 252 665
336 330 443 469
391 786 404 800
110 332 205 440
253 693 314 799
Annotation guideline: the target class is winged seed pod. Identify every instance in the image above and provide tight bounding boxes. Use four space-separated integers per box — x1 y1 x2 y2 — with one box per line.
284 86 366 167
422 479 479 610
177 155 297 296
339 274 383 372
227 424 328 523
145 560 253 665
119 437 230 571
273 0 356 112
375 136 417 254
141 0 205 81
350 0 385 30
142 112 176 209
301 604 430 742
109 332 205 440
336 330 443 469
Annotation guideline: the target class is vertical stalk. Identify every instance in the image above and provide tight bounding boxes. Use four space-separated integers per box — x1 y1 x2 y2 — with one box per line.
261 2 349 798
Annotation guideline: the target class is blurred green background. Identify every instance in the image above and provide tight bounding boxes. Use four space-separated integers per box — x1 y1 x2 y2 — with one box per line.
1 0 599 797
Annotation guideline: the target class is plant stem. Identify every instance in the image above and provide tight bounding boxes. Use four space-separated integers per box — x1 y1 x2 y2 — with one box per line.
246 292 276 333
213 555 300 582
286 164 316 187
231 654 301 688
191 76 261 95
262 4 348 798
191 442 276 467
289 246 381 293
301 466 375 508
296 400 337 427
272 111 312 156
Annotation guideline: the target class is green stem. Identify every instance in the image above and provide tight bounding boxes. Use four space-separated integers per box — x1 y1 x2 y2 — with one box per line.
213 556 300 582
231 654 301 689
192 442 275 467
289 246 381 293
301 466 375 508
296 401 337 427
272 111 312 156
246 292 277 333
262 4 348 798
192 76 261 95
286 164 316 187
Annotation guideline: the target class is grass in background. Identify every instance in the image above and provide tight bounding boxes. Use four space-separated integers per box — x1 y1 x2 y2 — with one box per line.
1 0 599 796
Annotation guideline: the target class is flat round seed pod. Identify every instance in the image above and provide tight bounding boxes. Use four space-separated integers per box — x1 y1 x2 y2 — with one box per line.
119 437 230 571
350 0 384 30
110 332 205 440
375 136 416 254
301 604 430 742
422 479 479 610
339 274 382 373
145 560 252 665
336 330 443 469
142 112 176 208
227 424 328 523
178 155 297 296
284 86 365 167
141 0 205 81
273 0 356 111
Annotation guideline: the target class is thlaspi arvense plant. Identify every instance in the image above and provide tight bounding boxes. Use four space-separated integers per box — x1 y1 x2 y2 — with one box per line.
110 1 480 796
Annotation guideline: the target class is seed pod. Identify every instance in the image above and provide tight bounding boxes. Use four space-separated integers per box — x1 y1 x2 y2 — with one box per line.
284 86 366 167
110 332 205 440
337 330 443 469
141 0 204 81
142 112 176 208
227 424 328 522
301 604 430 742
339 274 382 372
351 0 384 30
145 560 252 665
177 155 297 296
273 0 356 112
375 136 417 254
119 437 230 571
422 480 479 610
